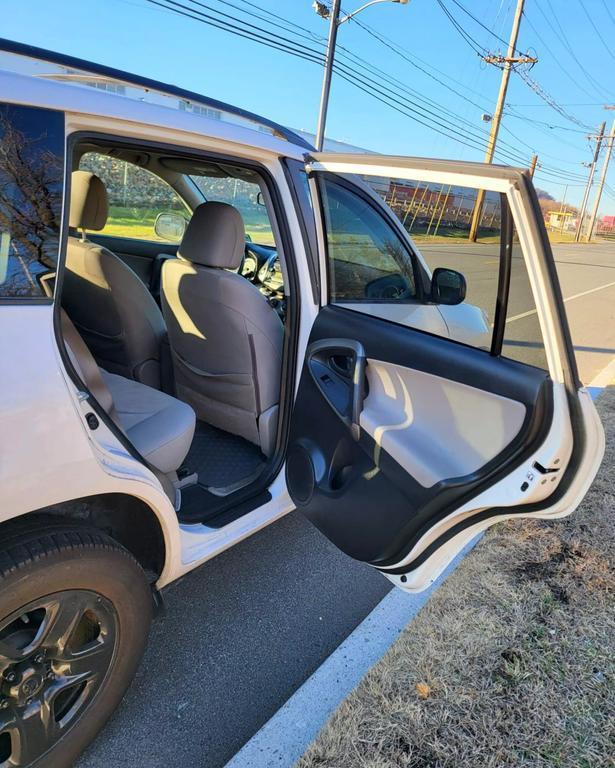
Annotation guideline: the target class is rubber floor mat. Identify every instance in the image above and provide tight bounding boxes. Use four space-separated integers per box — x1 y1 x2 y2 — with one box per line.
185 420 266 490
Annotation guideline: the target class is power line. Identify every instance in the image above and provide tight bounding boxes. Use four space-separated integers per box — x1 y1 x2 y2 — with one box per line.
507 102 607 107
600 0 615 27
345 14 494 105
577 0 615 64
145 0 324 64
540 0 611 101
445 0 523 54
435 0 488 57
141 0 590 186
520 7 601 102
146 0 499 156
514 69 593 130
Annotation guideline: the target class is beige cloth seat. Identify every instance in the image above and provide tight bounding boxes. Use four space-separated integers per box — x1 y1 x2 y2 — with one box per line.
101 370 195 474
62 313 195 474
63 171 167 390
161 202 283 457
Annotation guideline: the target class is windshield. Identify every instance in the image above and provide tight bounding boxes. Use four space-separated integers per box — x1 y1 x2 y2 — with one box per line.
190 175 275 246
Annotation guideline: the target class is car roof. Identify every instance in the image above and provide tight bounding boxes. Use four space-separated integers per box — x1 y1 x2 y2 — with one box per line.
0 37 312 159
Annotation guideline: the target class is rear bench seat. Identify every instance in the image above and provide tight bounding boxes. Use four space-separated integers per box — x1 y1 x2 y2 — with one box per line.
61 312 195 474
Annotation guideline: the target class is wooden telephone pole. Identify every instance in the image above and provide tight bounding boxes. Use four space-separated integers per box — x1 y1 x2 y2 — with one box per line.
574 121 606 242
586 117 615 241
468 0 537 241
529 153 538 178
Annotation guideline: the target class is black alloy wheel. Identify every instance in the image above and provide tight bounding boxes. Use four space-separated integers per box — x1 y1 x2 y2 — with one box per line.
0 591 117 766
0 521 153 768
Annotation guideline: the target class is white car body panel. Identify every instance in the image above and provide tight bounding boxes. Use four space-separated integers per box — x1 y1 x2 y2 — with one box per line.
436 302 491 349
0 71 319 588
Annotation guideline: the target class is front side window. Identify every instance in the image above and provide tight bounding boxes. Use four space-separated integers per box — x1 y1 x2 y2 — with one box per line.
321 178 416 302
78 153 189 243
0 104 64 298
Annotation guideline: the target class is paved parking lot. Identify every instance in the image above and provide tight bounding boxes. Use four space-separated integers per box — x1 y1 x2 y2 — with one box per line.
80 242 615 768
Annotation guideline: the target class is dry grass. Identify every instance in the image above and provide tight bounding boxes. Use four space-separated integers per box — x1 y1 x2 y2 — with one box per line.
297 388 615 768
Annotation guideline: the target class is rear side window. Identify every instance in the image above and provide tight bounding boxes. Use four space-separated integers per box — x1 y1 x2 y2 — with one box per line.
319 172 548 370
0 104 64 298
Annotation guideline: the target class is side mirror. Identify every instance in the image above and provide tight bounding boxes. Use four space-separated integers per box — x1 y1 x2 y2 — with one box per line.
256 191 266 206
431 267 466 305
154 211 187 242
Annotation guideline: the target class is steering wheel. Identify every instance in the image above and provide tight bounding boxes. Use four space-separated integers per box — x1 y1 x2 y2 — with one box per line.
238 248 259 281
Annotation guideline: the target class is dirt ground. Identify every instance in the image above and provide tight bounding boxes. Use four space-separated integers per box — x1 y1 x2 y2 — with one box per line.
297 388 615 768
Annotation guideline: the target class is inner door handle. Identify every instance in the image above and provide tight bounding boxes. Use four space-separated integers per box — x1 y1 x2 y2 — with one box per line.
306 338 366 440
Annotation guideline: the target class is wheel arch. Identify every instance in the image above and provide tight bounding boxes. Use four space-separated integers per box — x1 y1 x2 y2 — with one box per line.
0 494 168 581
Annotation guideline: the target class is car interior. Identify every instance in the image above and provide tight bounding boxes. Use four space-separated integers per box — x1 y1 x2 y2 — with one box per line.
58 139 289 524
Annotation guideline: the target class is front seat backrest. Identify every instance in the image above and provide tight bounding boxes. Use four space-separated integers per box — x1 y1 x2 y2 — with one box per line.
63 170 167 390
161 202 283 457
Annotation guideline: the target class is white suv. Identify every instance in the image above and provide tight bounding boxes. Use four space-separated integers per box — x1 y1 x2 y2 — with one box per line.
0 40 604 768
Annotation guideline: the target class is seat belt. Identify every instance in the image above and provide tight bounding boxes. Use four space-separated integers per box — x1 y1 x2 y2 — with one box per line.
60 311 121 428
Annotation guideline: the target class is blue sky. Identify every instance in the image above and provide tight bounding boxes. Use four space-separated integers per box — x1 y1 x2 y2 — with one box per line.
2 0 614 211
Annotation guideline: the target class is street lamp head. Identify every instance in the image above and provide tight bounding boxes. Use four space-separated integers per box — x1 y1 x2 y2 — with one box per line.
312 1 330 19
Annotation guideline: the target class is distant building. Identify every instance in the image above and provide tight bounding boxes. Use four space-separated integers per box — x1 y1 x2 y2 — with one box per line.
601 214 615 229
547 210 575 231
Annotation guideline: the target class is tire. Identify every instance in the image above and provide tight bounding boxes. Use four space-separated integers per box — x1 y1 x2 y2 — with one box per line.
0 520 153 768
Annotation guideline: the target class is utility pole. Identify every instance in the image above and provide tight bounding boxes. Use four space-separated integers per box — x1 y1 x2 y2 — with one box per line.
575 121 606 243
529 153 538 178
586 118 615 242
468 0 537 241
313 0 408 152
314 0 341 152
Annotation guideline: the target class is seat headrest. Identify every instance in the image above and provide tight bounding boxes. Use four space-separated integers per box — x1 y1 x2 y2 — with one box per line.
69 171 108 231
178 202 245 269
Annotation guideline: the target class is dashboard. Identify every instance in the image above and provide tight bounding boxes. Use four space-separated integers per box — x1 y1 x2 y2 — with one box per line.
240 243 286 320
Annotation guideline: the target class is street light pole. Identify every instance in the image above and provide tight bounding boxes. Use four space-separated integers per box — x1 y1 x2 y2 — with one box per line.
313 0 408 152
314 0 342 152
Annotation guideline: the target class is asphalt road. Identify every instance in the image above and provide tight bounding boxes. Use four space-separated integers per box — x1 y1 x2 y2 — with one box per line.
79 241 615 768
420 241 615 383
78 513 390 768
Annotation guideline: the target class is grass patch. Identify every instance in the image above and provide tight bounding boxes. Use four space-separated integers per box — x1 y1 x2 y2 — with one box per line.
297 388 615 768
99 206 275 245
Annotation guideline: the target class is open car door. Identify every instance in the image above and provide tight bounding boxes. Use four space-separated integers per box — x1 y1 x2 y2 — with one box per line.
285 154 604 592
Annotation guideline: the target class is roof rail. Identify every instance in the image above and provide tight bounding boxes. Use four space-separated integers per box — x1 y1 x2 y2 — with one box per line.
0 37 314 150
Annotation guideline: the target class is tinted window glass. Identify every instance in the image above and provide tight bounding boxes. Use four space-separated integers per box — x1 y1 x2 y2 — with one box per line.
321 178 416 302
0 104 64 298
320 172 548 370
502 238 548 369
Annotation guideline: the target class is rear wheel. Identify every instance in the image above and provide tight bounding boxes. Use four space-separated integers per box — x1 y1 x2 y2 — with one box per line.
0 523 152 767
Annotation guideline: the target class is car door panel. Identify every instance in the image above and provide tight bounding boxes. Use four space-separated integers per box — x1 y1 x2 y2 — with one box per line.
288 304 552 566
286 154 603 587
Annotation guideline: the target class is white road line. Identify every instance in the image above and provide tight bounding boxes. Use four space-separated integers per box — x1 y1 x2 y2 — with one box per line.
588 356 615 390
506 280 615 324
224 538 480 768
